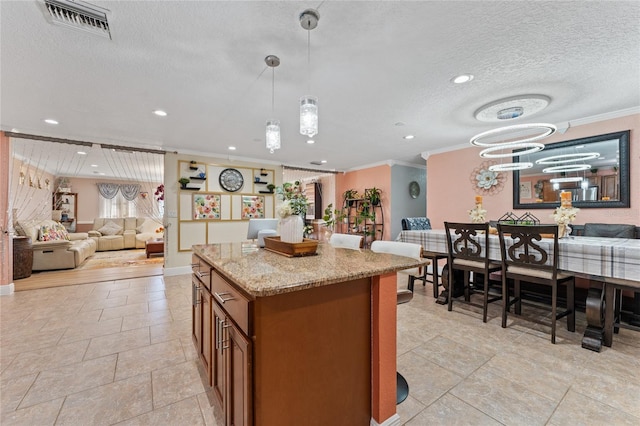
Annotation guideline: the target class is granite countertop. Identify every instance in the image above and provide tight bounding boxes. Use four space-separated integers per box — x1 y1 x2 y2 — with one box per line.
192 242 427 298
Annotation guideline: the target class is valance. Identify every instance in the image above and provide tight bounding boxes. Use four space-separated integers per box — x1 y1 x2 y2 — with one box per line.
97 183 141 200
96 183 120 199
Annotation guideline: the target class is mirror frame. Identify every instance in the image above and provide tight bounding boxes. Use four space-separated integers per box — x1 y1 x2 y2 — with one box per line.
513 130 630 209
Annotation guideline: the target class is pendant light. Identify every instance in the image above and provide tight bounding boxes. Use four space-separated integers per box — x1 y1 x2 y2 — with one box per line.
265 55 281 154
299 9 319 138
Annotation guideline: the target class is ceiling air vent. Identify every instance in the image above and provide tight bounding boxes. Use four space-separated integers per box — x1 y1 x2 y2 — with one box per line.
43 0 111 39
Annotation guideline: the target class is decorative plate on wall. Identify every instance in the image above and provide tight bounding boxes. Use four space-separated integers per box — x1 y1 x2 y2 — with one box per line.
219 168 244 192
409 181 420 199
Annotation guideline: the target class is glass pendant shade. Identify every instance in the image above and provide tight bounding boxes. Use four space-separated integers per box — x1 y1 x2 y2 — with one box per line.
299 96 318 137
265 120 281 154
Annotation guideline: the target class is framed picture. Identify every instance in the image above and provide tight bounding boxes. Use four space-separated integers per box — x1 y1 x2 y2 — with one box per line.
242 195 265 219
193 193 221 220
519 181 532 199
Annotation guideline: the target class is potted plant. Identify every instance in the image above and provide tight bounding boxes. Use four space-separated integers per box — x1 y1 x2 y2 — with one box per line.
179 177 190 189
266 183 276 193
343 189 359 206
365 187 381 206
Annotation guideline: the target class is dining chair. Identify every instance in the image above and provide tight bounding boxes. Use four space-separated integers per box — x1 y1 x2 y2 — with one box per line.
444 222 502 323
401 217 448 298
370 240 423 403
497 223 575 344
328 233 363 249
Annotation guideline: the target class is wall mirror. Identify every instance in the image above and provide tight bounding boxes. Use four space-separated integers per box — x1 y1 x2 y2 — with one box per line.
513 130 630 209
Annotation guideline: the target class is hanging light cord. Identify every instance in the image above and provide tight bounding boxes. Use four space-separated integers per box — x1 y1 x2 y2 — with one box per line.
307 29 311 93
271 66 275 113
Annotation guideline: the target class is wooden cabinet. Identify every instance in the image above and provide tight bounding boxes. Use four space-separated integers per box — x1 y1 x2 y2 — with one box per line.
211 270 252 426
53 192 77 231
192 255 213 384
192 253 371 426
602 174 618 200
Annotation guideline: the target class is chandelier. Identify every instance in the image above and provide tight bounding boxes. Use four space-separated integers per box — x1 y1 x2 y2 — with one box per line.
469 123 557 172
299 9 320 138
265 55 281 154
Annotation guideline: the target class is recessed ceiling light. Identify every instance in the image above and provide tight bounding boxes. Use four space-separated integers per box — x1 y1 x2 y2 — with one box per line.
403 135 415 140
306 139 315 144
77 151 87 155
228 146 236 150
153 110 167 117
91 164 98 167
44 119 59 125
320 160 327 164
451 74 474 84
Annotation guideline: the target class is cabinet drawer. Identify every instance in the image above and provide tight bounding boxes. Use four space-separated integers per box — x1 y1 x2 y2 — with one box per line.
211 270 250 335
192 254 212 290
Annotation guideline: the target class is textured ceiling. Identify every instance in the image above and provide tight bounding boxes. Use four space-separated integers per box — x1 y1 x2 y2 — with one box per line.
2 0 639 175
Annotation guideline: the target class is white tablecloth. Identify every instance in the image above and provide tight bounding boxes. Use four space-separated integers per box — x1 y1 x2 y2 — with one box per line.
397 230 640 282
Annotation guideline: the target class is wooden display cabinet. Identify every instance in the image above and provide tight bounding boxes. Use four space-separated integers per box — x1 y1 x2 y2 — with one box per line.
53 192 77 232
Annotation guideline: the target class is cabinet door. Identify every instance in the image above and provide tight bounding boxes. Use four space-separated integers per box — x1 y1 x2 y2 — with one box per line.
192 279 202 351
212 302 227 414
201 289 213 384
227 322 251 426
602 175 618 199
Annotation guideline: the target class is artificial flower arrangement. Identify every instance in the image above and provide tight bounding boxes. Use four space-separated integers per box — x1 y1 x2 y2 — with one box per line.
275 181 313 239
551 192 579 226
468 195 487 223
154 184 164 201
275 181 308 218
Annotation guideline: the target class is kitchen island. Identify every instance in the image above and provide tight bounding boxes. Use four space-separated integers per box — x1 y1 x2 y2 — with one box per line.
191 242 425 426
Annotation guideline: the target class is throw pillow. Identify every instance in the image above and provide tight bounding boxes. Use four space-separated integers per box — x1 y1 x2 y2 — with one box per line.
39 225 65 241
54 222 71 241
136 218 160 234
98 221 123 236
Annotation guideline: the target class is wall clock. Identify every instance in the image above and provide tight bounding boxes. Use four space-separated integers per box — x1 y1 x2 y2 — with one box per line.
219 168 244 192
409 181 420 199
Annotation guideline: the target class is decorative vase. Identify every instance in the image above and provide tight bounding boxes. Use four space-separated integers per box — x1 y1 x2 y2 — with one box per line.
280 215 304 243
558 224 572 238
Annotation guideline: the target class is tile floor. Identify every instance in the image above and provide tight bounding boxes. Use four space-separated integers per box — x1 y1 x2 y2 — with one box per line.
1 274 639 425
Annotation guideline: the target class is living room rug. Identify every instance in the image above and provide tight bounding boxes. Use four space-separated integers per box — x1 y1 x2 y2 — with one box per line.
76 249 164 270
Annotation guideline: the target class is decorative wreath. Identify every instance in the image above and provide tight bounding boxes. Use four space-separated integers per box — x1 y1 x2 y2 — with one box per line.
469 160 507 196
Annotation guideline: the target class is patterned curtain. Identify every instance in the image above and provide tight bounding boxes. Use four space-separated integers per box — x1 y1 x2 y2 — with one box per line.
120 184 140 201
96 183 120 199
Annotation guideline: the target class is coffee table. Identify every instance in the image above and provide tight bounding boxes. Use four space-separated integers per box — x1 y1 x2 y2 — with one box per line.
145 239 164 258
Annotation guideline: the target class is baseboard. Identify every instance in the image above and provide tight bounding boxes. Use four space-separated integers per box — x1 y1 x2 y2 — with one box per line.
163 265 192 276
0 283 15 296
370 414 401 426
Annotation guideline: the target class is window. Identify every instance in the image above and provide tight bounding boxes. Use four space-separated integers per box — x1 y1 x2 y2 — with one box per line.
99 191 137 218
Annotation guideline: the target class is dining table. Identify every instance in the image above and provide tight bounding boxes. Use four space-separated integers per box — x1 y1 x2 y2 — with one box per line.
397 229 640 351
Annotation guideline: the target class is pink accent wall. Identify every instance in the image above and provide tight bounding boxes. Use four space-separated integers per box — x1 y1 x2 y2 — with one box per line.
336 165 392 240
427 114 640 229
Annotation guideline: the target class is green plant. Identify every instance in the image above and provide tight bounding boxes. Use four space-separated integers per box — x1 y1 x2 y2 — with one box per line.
365 187 381 205
178 177 190 185
275 181 308 217
267 183 276 192
322 203 346 231
343 189 359 206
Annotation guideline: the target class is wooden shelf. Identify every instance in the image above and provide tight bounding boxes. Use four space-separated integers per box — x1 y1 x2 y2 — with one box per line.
258 190 274 194
254 181 267 185
181 187 201 191
190 176 206 180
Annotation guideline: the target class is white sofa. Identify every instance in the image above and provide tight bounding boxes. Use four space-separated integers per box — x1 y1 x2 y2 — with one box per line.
15 219 97 271
89 217 163 251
